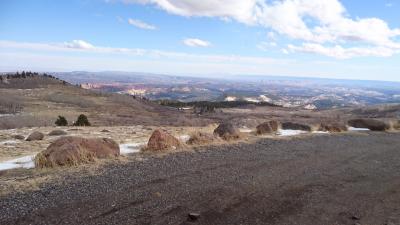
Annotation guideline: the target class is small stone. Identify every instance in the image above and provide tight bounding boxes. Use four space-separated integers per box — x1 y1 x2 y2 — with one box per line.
351 215 360 220
188 213 200 221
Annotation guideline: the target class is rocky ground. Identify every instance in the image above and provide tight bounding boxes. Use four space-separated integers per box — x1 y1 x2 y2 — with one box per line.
1 132 400 225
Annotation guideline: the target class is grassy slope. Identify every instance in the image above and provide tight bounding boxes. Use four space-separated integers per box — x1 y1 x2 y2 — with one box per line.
0 75 211 129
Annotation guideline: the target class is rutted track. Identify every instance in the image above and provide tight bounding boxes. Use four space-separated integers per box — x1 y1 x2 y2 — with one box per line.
1 132 400 225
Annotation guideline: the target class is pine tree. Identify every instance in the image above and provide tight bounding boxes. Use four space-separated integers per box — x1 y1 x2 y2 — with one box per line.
55 116 68 126
73 114 91 126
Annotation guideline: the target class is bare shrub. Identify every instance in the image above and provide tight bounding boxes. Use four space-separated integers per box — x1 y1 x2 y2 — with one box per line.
0 93 23 114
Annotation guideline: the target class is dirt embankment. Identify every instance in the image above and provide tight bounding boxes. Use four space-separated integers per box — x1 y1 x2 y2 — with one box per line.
1 132 400 225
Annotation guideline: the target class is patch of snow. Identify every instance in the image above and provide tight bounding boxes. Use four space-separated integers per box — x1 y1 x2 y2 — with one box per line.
0 114 15 117
304 104 317 110
0 155 36 171
224 96 237 102
348 127 370 131
0 140 19 145
179 135 190 142
278 129 307 136
119 142 146 155
259 95 271 102
239 128 253 133
244 97 260 103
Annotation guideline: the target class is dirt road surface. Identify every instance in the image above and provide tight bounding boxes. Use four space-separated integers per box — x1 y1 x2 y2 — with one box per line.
1 132 400 225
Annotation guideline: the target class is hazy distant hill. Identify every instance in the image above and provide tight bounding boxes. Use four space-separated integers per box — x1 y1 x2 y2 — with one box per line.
53 71 400 109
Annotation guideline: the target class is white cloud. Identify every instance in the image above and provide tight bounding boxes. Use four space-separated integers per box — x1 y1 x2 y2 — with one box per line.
128 18 157 30
287 43 398 59
63 40 95 49
122 0 261 25
385 3 393 7
116 16 124 23
116 0 400 59
183 38 211 47
257 41 277 51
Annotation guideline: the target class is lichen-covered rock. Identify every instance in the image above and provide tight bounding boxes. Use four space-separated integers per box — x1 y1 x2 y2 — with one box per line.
348 119 389 131
26 131 44 141
213 123 240 140
35 136 120 168
147 129 181 151
256 121 279 135
319 123 348 132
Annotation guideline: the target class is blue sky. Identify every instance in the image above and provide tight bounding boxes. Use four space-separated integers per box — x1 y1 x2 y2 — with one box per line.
0 0 400 81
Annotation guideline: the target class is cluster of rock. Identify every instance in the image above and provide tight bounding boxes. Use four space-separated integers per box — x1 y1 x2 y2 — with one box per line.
14 129 68 142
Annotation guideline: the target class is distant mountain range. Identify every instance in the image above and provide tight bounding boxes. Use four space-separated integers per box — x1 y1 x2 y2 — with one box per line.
53 71 400 109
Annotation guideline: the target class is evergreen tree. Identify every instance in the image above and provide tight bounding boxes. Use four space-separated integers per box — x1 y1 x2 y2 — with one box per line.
73 114 91 126
55 116 68 126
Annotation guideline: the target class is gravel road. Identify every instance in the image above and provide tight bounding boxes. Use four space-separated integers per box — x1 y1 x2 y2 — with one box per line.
1 132 400 225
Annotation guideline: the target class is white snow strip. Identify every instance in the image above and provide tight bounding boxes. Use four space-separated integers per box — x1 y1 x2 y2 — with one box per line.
0 155 36 171
278 129 307 136
119 142 146 155
312 131 329 134
0 114 15 117
348 127 370 131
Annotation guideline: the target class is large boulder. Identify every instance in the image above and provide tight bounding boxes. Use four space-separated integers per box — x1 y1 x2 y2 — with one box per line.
213 123 240 140
256 121 279 135
35 136 120 168
187 132 216 145
48 130 67 136
348 119 389 131
281 122 312 131
26 131 44 141
147 129 181 151
319 123 348 133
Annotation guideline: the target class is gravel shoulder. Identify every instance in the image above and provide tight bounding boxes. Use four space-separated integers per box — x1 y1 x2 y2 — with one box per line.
1 132 400 225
